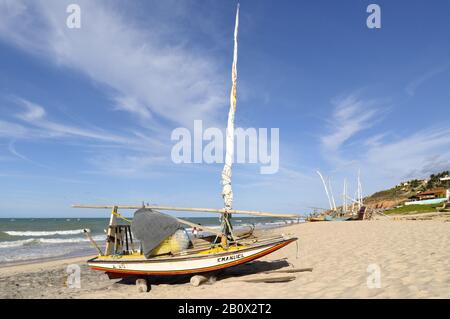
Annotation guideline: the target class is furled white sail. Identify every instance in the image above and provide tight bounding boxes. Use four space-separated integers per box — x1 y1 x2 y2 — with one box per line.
221 4 239 215
316 170 333 211
328 178 337 211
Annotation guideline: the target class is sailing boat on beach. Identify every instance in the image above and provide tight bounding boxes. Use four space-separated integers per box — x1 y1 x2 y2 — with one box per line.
74 5 298 279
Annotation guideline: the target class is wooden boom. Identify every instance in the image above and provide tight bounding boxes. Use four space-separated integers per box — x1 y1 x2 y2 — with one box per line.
72 204 299 219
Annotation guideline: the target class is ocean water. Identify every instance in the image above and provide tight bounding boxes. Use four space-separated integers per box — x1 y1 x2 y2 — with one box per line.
0 217 303 264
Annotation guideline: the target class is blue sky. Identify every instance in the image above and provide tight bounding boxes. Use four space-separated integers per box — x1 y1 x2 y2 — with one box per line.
0 0 450 217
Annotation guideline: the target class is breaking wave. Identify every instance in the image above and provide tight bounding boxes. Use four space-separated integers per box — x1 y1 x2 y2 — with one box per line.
0 235 105 248
3 229 86 237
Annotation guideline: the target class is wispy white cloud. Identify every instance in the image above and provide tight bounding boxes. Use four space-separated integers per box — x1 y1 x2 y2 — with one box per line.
362 133 387 148
0 0 233 179
0 120 29 138
0 0 227 127
363 126 450 178
406 61 450 96
0 97 173 175
322 123 450 197
320 94 380 153
318 91 450 199
14 98 133 144
7 140 30 161
7 140 50 169
84 153 168 177
16 99 46 121
112 95 152 120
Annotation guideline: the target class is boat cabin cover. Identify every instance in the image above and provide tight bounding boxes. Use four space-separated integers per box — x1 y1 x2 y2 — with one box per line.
131 208 183 258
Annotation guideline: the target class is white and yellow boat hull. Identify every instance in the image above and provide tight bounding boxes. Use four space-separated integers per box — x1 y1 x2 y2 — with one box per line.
88 236 297 278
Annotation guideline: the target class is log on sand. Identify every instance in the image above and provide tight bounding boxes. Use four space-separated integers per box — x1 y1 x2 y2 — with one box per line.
136 278 149 293
190 275 217 287
190 268 312 286
191 273 296 286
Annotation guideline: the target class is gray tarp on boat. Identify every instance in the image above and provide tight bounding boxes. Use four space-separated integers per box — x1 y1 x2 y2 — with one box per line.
131 208 182 258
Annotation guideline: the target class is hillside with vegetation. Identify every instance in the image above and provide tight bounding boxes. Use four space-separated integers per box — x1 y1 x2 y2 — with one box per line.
364 171 450 210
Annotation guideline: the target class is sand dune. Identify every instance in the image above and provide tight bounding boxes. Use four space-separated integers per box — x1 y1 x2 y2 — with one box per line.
1 220 449 298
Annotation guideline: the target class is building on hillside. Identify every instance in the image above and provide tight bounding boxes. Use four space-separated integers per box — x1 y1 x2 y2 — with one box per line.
396 179 428 189
405 188 450 206
440 175 450 181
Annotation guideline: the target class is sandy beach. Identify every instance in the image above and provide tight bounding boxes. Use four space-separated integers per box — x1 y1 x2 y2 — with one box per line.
1 219 449 299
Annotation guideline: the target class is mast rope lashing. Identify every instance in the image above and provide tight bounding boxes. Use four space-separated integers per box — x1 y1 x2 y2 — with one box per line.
112 210 132 223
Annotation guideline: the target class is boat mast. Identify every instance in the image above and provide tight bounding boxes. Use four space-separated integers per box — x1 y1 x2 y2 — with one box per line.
328 177 337 212
221 4 240 239
343 178 347 216
317 170 333 211
357 169 362 209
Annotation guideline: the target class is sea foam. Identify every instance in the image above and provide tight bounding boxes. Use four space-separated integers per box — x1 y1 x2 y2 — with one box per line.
3 229 86 237
0 235 105 248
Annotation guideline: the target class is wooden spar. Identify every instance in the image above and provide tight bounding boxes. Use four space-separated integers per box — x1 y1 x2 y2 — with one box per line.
104 206 118 255
128 226 135 251
72 204 300 219
124 227 129 251
224 274 296 284
263 267 313 274
83 229 103 255
170 216 224 237
239 275 296 283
